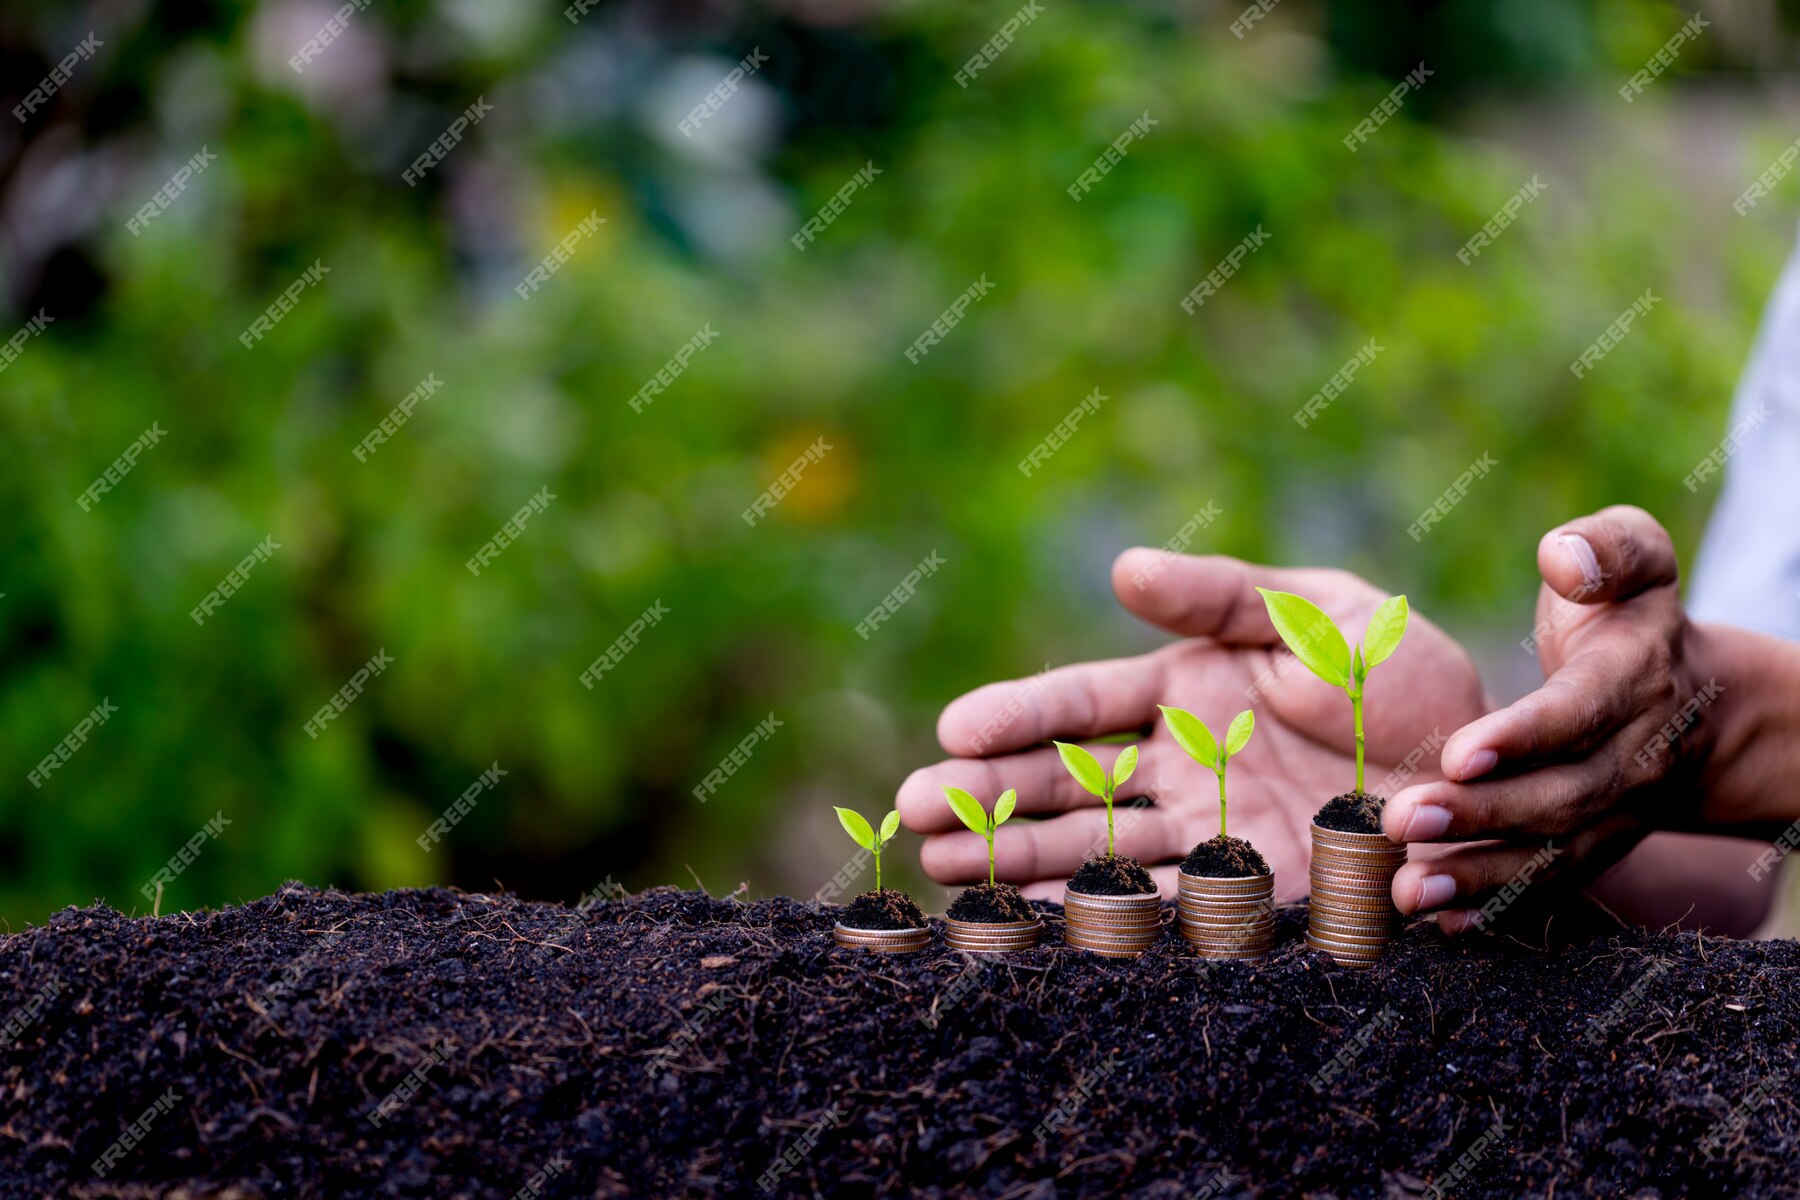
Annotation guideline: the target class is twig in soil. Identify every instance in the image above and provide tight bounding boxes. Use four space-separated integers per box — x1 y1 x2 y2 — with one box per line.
498 919 574 954
1057 1151 1135 1180
1330 1104 1377 1129
1587 893 1627 928
1421 984 1437 1037
1532 1034 1556 1062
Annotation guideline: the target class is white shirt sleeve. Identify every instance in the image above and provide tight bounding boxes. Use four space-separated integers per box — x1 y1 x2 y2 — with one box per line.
1687 227 1800 641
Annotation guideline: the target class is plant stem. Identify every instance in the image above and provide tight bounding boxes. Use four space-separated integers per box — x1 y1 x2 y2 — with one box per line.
874 847 882 893
988 835 996 888
1352 690 1365 794
1105 781 1115 857
1216 769 1228 839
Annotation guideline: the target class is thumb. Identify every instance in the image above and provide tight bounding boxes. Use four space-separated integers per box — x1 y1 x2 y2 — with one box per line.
1537 505 1678 605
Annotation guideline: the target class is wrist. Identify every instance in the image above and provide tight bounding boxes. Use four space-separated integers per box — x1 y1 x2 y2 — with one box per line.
1683 621 1800 833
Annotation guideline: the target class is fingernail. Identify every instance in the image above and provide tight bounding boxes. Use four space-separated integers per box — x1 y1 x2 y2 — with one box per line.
1437 909 1473 936
1560 533 1602 594
1401 805 1452 841
1417 874 1457 911
1459 749 1498 781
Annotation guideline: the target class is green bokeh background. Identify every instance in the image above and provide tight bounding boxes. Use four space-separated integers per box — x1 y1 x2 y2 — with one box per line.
2 0 1795 928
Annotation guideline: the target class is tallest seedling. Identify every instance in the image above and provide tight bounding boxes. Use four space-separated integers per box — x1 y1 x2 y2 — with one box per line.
1256 588 1408 795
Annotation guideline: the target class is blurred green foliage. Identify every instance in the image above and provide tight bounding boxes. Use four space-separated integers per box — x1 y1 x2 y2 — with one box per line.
1 0 1794 926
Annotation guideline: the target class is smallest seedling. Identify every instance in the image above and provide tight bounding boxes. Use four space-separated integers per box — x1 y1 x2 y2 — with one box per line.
834 806 902 893
942 786 1018 887
1053 742 1139 858
1159 707 1254 837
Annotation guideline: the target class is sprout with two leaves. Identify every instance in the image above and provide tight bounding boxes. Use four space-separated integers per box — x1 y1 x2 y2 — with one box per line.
1159 707 1254 838
1159 705 1272 878
1052 742 1138 858
942 786 1017 887
941 787 1040 924
1254 589 1409 797
1055 742 1158 896
834 806 902 893
832 804 929 932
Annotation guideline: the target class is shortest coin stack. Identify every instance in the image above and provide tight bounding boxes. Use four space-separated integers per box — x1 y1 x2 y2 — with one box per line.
944 917 1044 954
1177 871 1275 960
833 923 932 953
1062 888 1163 957
1306 823 1406 968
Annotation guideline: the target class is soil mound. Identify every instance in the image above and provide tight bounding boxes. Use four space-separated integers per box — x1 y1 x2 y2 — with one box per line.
1 884 1793 1198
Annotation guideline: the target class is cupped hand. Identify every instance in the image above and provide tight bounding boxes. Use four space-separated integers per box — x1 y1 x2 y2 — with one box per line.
897 550 1489 900
1384 505 1712 931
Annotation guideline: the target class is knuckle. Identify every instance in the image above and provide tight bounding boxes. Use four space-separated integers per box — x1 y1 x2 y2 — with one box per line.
1646 642 1675 689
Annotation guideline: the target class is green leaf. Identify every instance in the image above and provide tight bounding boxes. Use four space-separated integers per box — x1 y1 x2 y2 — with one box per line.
1112 744 1139 788
993 788 1017 826
1159 705 1218 768
879 809 901 845
1055 741 1107 797
942 786 990 835
1225 709 1255 756
835 806 876 851
1362 595 1409 668
1256 588 1352 687
1353 643 1367 686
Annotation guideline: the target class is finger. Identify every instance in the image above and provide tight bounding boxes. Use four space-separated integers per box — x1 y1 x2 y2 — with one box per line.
1437 645 1643 781
937 657 1166 756
1538 505 1678 605
1390 836 1576 916
918 804 1185 886
1384 757 1616 844
1110 550 1375 644
1020 865 1182 903
1434 909 1479 936
897 744 1157 834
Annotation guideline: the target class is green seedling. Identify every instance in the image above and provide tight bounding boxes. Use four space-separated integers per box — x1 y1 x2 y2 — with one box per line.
834 806 902 893
1159 706 1254 837
1053 742 1139 858
1256 588 1409 794
942 786 1018 887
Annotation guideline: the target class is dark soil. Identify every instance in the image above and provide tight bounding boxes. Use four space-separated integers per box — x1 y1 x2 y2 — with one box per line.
1180 835 1270 878
840 888 927 930
947 882 1036 923
3 884 1799 1199
1067 855 1157 895
1315 789 1387 833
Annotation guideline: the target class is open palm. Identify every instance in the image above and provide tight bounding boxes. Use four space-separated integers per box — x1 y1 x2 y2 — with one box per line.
896 548 1490 901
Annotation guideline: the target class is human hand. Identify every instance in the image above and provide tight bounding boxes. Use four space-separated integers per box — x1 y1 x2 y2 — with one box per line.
897 550 1488 900
1384 506 1715 931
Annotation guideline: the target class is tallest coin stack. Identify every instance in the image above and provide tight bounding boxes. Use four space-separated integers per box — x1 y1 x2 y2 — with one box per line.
1305 822 1406 967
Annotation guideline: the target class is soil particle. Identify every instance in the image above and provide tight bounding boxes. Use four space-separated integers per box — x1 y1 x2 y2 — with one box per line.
1067 855 1157 895
1315 790 1387 833
2 883 1797 1198
946 882 1036 923
841 888 927 930
1180 835 1270 878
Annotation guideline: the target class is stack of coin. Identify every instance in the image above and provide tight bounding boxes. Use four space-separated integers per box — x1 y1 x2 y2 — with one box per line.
1177 871 1275 960
1061 888 1164 957
833 923 932 953
944 916 1044 953
1306 823 1405 967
